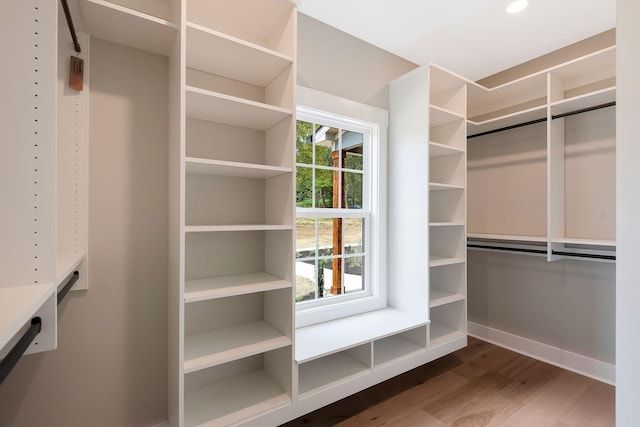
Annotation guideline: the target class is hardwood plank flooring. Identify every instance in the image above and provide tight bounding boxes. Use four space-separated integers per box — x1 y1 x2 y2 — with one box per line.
282 337 614 426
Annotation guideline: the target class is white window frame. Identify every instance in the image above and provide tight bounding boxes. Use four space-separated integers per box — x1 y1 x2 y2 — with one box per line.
295 86 388 328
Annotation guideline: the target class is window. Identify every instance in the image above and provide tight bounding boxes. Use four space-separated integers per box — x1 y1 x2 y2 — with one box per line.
295 87 388 327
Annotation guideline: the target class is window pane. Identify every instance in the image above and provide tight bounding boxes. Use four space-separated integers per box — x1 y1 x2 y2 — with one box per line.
296 121 314 165
344 218 364 254
343 132 364 171
296 261 317 302
296 166 313 207
317 218 338 258
315 126 339 167
344 171 363 209
317 258 334 298
315 168 335 208
344 256 364 294
296 218 316 258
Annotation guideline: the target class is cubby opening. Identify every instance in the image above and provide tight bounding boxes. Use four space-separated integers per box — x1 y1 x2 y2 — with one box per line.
429 263 465 308
430 151 464 187
298 344 371 397
184 172 292 227
429 300 466 348
429 67 466 116
186 117 293 169
430 118 466 150
429 189 465 224
184 348 292 427
373 326 426 368
185 230 292 283
186 0 295 57
430 225 465 262
184 289 291 373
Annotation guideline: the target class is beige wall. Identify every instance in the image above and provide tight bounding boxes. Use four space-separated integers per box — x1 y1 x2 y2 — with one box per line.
0 39 169 427
297 13 417 110
478 29 615 88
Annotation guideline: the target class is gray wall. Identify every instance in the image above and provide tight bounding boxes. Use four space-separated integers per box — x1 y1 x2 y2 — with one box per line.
297 13 417 109
0 39 169 427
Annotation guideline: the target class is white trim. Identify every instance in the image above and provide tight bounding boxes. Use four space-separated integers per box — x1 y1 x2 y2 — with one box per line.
149 421 170 427
467 321 615 385
295 87 388 328
297 86 389 127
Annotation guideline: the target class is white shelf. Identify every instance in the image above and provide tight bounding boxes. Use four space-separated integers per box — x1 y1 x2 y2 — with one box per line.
56 252 85 287
186 22 292 87
550 87 616 117
552 237 616 247
185 224 292 233
429 105 465 128
430 323 465 348
467 233 547 243
429 141 464 158
429 182 464 192
295 308 427 363
184 370 290 427
78 0 177 56
467 105 547 137
185 86 292 131
298 352 370 397
429 222 465 227
184 321 290 373
0 284 55 351
185 157 292 179
429 289 465 308
373 334 424 367
429 256 465 268
185 272 290 303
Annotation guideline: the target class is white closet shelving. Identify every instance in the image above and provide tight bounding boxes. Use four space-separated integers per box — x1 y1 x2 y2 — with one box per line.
167 0 296 425
389 64 468 363
1 0 88 358
467 46 616 263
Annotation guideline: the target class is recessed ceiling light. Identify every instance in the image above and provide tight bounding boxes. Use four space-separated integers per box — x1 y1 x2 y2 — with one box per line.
506 0 529 13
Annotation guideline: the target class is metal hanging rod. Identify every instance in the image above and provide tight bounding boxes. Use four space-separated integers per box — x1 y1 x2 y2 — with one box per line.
467 117 547 140
57 271 80 305
60 0 82 53
467 244 616 261
0 317 42 387
551 250 616 261
551 101 616 120
467 244 547 255
467 100 616 140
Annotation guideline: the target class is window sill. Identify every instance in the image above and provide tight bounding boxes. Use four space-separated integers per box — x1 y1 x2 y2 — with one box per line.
295 307 428 363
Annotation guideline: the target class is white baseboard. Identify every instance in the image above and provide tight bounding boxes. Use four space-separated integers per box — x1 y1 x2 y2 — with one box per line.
467 321 615 385
150 421 169 427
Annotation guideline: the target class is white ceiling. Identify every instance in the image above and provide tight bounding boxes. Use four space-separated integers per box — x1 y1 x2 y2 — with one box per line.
297 0 616 81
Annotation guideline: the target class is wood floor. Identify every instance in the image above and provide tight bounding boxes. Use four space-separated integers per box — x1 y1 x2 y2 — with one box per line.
282 337 615 426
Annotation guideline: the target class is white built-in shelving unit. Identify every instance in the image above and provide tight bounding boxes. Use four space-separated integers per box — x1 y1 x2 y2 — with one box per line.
1 0 88 359
169 0 297 425
389 64 469 365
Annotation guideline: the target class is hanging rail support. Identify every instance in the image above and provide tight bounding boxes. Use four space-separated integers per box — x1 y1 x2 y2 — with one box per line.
57 271 80 305
60 0 82 53
0 317 42 387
